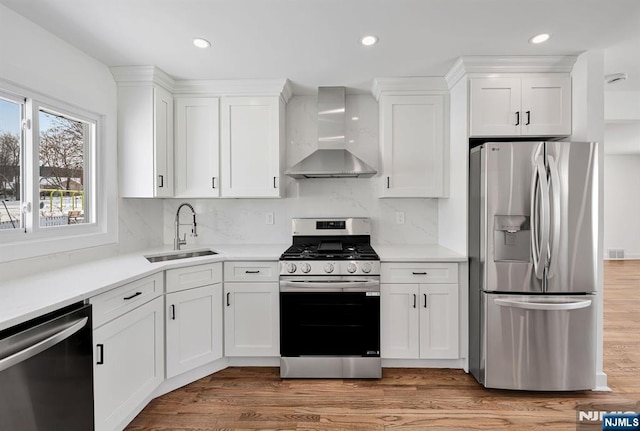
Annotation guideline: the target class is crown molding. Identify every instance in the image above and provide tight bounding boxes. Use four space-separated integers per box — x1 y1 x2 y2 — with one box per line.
371 77 448 101
444 55 579 88
110 66 292 103
110 65 175 91
173 78 293 103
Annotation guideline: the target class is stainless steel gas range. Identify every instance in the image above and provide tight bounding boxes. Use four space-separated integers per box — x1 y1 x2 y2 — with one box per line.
279 217 381 378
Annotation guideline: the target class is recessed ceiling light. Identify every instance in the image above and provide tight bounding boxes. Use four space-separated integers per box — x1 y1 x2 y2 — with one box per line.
360 35 378 46
529 33 550 44
193 38 211 49
352 116 359 121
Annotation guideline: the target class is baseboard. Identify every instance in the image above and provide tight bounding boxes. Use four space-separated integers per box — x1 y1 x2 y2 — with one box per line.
227 356 280 367
593 371 611 392
154 357 230 397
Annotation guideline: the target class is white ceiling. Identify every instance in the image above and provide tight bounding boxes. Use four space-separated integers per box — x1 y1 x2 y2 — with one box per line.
1 0 640 95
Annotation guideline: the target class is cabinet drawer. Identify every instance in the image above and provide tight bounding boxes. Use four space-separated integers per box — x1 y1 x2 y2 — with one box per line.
166 262 222 293
381 262 458 284
223 261 279 282
90 273 163 328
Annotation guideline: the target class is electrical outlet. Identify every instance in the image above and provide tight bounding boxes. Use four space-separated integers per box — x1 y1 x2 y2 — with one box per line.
265 212 274 225
396 211 405 224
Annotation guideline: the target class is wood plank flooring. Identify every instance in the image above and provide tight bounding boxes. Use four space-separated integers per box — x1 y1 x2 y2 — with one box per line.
126 260 640 430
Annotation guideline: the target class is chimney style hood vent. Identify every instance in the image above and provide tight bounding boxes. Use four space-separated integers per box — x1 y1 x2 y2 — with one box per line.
285 87 377 179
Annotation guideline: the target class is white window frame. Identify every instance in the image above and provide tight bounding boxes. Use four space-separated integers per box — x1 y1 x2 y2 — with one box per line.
0 81 115 262
0 90 26 233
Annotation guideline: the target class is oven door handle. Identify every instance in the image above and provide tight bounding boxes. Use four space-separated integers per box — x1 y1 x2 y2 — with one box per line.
279 280 380 292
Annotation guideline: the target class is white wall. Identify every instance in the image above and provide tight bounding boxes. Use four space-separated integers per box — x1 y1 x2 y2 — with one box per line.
604 155 640 258
0 4 162 280
603 87 640 259
162 94 440 246
605 91 640 121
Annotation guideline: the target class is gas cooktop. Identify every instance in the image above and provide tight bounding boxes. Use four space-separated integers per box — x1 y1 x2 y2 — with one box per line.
280 241 379 261
279 218 380 276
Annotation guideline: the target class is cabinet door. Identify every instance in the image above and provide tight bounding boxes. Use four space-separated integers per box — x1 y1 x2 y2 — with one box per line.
154 86 174 197
224 282 279 356
521 77 571 136
419 284 459 359
220 96 283 198
379 94 447 197
166 284 223 378
94 296 164 431
469 78 521 137
174 97 220 197
380 284 420 359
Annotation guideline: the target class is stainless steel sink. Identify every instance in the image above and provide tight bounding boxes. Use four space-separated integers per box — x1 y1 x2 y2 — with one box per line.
145 249 218 263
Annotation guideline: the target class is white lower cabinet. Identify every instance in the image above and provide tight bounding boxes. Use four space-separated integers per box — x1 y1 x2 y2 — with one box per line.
166 284 223 377
93 295 164 431
380 262 459 360
381 283 459 359
223 261 280 357
224 282 280 357
165 263 224 378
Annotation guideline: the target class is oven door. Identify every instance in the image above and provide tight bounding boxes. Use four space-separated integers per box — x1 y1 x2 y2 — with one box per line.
279 276 380 357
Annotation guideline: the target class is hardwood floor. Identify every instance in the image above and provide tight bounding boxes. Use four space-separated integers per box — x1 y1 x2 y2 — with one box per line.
126 260 640 430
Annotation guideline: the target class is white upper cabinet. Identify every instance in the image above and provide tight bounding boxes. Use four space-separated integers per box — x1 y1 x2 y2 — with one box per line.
470 76 571 137
174 97 220 197
113 68 290 199
112 66 175 198
373 78 450 198
220 96 285 198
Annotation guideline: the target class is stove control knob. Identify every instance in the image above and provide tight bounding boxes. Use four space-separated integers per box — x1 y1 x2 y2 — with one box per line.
324 263 334 273
300 263 311 273
361 262 372 273
286 263 297 273
347 262 357 273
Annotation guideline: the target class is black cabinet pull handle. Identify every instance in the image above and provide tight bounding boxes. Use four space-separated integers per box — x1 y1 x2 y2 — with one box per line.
424 293 428 308
158 175 164 188
526 110 531 125
515 111 520 126
273 177 277 188
413 294 417 309
412 272 427 275
212 177 216 189
387 177 390 189
170 304 176 320
123 291 142 300
245 270 260 274
226 292 231 306
97 344 104 365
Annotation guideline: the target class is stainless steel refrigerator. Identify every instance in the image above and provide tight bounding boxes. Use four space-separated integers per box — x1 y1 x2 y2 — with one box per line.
468 141 598 391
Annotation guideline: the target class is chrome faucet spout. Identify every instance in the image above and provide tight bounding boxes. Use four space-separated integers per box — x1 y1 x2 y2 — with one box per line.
174 203 197 250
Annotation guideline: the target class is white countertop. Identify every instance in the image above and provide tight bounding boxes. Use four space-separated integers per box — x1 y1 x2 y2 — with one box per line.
0 243 287 332
0 242 466 332
375 244 466 262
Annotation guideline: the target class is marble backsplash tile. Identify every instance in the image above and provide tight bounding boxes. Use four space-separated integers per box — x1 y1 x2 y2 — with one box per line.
163 94 439 247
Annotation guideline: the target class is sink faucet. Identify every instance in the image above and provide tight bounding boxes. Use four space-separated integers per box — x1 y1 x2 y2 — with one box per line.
174 203 197 250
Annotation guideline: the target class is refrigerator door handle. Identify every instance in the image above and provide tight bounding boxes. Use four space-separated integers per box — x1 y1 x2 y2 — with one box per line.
494 298 592 311
530 155 549 279
546 155 561 279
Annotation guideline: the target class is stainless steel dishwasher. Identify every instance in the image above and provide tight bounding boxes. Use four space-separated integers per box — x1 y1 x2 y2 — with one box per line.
0 302 94 430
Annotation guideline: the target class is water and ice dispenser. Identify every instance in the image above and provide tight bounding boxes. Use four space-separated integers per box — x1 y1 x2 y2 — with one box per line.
493 215 530 262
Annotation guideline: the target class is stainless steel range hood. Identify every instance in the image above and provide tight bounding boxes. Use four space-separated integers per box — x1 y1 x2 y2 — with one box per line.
285 87 377 179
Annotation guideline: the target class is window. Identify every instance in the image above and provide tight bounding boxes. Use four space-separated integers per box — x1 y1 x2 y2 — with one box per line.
37 108 94 228
0 94 23 231
0 87 100 252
